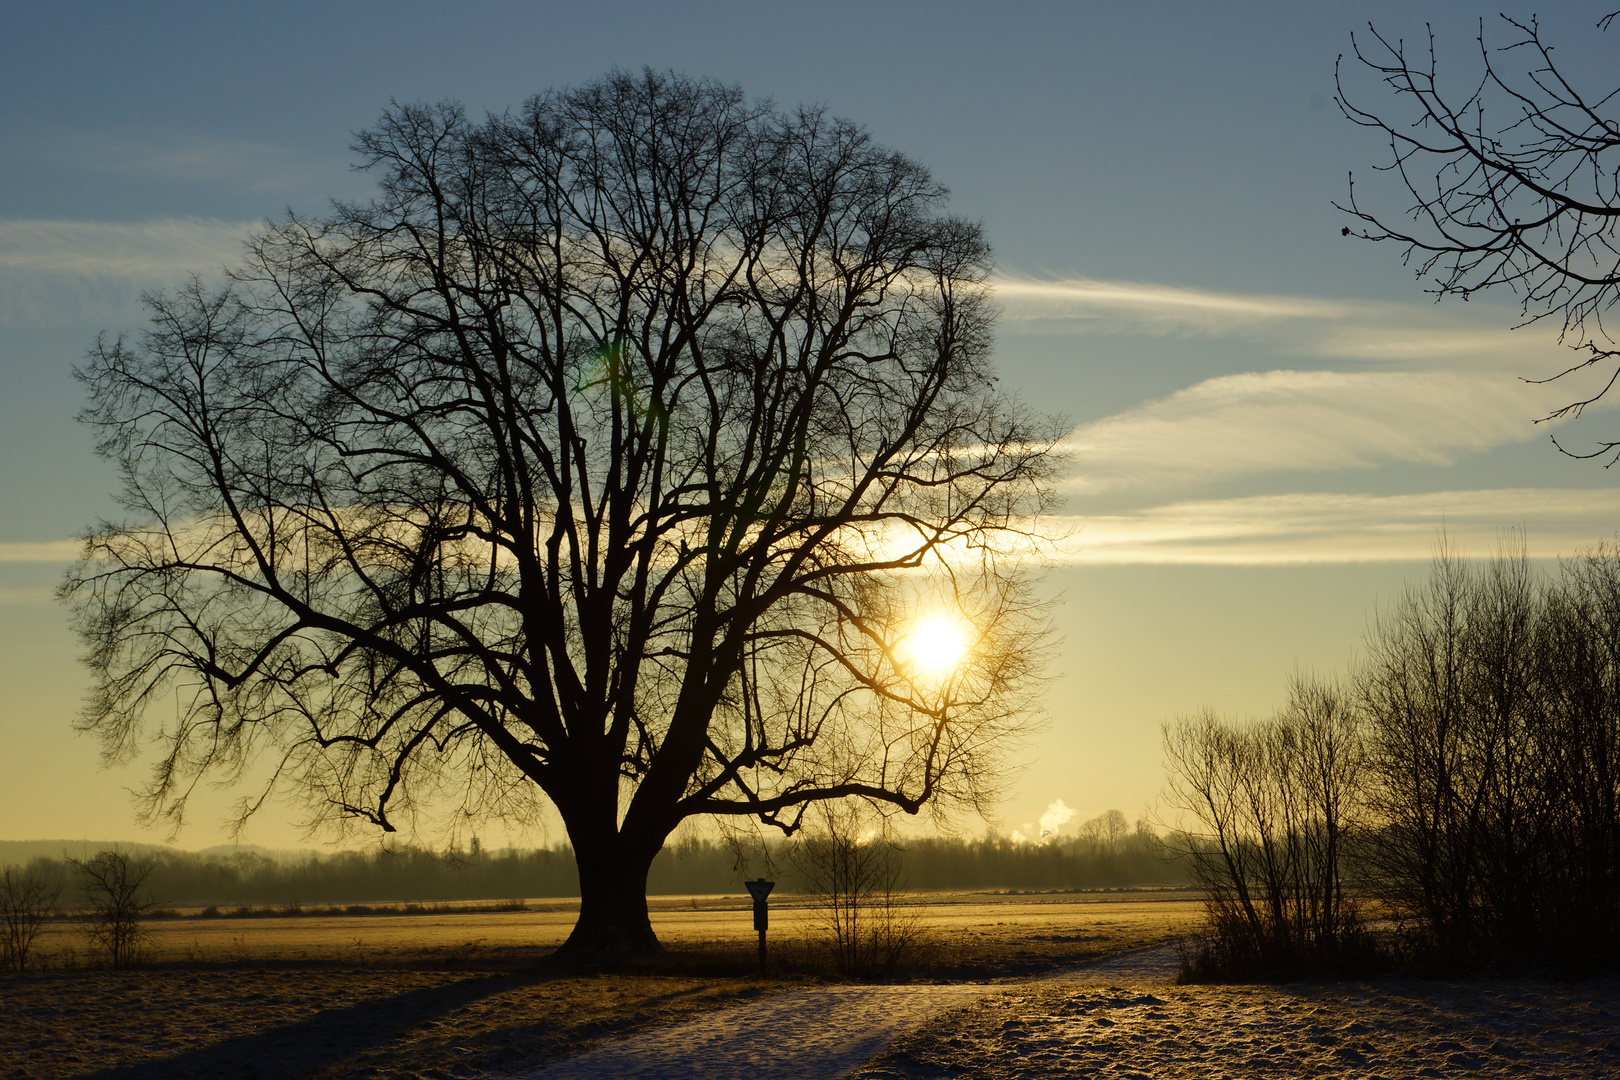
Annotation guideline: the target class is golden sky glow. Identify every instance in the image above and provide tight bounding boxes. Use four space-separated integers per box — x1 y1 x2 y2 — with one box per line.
4 1 1617 851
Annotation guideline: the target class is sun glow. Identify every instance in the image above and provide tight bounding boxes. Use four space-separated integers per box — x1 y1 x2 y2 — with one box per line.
902 615 969 677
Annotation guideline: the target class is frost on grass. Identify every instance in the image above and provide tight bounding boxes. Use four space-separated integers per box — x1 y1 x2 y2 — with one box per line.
853 979 1620 1079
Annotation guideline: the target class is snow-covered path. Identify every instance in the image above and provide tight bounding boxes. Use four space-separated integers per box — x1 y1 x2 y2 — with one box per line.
510 947 1180 1080
1043 943 1180 983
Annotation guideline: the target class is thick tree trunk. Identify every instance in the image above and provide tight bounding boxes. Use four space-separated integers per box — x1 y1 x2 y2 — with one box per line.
556 834 663 957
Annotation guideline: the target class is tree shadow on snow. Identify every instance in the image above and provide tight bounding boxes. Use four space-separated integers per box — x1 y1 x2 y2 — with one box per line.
77 971 530 1080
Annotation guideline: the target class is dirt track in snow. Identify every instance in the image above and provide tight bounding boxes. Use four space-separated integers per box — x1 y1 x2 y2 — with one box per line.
513 947 1182 1080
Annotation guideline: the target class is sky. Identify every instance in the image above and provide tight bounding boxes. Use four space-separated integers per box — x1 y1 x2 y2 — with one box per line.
3 1 1618 852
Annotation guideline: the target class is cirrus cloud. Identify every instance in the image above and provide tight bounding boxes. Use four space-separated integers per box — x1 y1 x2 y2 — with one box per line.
0 540 82 563
992 274 1575 372
0 217 256 326
1053 488 1620 565
1064 368 1581 495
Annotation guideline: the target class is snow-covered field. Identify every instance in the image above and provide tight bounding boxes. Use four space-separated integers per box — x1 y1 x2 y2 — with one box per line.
853 975 1620 1079
520 983 993 1080
11 894 1615 1080
520 944 1620 1080
0 897 1193 1079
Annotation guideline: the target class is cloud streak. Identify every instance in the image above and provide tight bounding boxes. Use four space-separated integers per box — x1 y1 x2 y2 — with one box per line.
995 276 1620 547
993 276 1350 326
13 485 1615 572
0 218 255 277
1052 489 1620 565
992 274 1573 370
29 130 345 193
0 540 82 563
0 217 255 326
1064 368 1574 494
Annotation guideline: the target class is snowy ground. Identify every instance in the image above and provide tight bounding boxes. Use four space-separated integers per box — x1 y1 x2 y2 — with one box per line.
853 974 1620 1079
512 947 1181 1080
513 982 993 1080
1 892 1193 1078
516 946 1620 1080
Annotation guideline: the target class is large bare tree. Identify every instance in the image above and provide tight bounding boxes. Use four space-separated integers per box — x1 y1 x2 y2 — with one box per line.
1337 11 1620 457
62 71 1060 954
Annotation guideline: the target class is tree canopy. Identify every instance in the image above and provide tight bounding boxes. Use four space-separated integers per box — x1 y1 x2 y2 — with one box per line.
62 70 1061 953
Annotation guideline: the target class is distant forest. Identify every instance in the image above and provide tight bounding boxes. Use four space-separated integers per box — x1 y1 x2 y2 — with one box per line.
2 816 1185 907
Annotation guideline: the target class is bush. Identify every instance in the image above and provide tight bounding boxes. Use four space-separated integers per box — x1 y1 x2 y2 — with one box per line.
1163 674 1376 980
1166 541 1620 980
1360 544 1620 973
0 863 62 972
793 803 925 978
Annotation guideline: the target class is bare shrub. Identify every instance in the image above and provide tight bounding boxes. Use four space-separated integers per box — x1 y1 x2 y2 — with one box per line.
1537 544 1620 964
73 850 157 969
1 862 63 972
1360 542 1620 972
794 803 924 978
1163 673 1373 979
1161 539 1620 979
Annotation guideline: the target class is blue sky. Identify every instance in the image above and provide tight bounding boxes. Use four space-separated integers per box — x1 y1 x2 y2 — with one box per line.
3 1 1617 848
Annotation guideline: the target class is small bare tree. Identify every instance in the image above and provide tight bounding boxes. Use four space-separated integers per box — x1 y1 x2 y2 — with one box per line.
794 801 922 977
1162 673 1368 979
1 863 63 972
73 850 156 969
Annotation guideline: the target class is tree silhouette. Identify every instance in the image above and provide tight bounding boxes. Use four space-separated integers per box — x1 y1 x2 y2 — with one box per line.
74 849 156 969
61 70 1060 955
1337 12 1620 457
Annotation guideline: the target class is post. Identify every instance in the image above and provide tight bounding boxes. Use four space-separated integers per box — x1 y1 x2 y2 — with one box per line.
745 878 774 975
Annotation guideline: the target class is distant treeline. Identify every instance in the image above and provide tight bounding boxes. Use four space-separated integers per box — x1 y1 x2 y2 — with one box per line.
901 830 1183 891
5 822 1185 907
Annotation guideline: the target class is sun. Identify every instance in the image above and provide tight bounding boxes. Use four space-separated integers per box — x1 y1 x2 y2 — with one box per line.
903 615 969 677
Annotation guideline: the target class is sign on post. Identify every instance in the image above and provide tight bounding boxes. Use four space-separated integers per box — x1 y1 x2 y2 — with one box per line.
745 878 774 973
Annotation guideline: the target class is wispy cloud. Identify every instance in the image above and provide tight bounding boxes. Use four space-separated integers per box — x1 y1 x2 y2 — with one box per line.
14 486 1615 571
992 274 1571 370
0 217 255 326
994 276 1351 330
1053 489 1620 565
0 218 255 277
996 275 1620 541
30 130 345 193
0 540 82 563
1065 368 1576 495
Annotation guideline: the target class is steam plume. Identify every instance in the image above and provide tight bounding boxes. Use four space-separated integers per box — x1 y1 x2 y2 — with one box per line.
1039 799 1076 840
